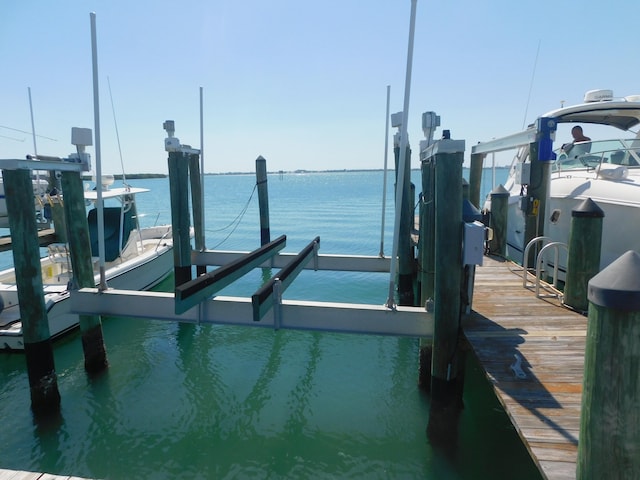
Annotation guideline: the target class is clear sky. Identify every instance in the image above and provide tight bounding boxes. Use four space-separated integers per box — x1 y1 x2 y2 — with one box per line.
2 0 639 174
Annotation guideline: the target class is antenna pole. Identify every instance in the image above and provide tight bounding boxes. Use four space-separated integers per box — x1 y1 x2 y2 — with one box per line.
199 86 206 249
90 12 107 290
379 85 391 258
27 87 41 194
386 0 417 309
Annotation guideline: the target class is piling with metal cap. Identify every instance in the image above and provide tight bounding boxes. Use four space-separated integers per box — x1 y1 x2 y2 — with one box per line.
564 198 604 312
488 184 509 256
61 170 108 373
577 251 640 479
255 156 271 247
3 168 61 416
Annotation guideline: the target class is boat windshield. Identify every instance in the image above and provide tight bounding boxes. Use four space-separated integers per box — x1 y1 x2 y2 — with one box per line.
553 138 640 172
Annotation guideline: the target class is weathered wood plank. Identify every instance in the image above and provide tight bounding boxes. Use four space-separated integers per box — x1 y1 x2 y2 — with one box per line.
0 470 93 480
466 255 586 480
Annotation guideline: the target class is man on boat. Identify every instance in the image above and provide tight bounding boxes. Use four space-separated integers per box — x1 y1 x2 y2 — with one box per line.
562 125 591 155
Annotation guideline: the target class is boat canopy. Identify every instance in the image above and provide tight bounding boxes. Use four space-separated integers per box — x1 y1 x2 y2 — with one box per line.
542 101 640 131
472 98 640 155
84 186 149 201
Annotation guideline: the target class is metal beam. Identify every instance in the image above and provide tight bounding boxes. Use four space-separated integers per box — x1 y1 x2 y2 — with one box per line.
70 288 433 338
471 127 537 155
252 236 319 322
175 234 286 314
0 157 89 172
192 250 391 273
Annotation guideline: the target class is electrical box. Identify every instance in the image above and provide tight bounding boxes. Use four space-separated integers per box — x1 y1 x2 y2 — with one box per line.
516 162 531 184
463 221 485 266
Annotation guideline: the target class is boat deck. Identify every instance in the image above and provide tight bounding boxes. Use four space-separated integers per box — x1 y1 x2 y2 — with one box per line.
465 255 586 480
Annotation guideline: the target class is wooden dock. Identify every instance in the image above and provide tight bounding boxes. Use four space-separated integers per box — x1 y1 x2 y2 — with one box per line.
0 229 57 253
465 255 586 480
0 469 92 479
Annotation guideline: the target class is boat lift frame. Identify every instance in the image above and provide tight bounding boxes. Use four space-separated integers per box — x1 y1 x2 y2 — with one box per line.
69 233 433 337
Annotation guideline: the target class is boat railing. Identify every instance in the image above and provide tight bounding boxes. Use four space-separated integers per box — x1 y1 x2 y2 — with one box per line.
553 139 640 174
522 236 566 300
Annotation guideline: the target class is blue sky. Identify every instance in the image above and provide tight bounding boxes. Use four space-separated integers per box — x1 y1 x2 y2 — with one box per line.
2 0 639 174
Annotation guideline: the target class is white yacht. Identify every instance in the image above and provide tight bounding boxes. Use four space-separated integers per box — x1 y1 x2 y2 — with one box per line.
477 89 640 277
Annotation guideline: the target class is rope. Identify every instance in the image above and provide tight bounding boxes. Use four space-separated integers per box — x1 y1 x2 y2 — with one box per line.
208 183 257 249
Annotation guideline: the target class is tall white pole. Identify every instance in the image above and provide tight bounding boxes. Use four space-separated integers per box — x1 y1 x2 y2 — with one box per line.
199 86 206 249
386 0 418 309
27 87 38 157
379 85 391 258
27 87 41 190
90 12 107 290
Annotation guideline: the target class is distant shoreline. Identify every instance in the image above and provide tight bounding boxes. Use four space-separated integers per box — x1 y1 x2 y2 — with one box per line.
95 166 510 179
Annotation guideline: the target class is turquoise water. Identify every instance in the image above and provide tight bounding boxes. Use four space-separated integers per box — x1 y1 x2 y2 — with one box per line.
0 168 541 479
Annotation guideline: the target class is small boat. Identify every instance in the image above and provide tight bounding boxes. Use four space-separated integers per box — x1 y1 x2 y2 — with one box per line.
0 178 174 351
478 89 640 278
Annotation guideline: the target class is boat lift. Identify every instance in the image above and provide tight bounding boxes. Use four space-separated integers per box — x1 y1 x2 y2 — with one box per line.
69 124 434 339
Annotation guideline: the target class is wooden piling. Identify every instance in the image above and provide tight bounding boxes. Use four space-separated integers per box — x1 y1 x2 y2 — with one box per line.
578 251 640 479
49 197 67 243
430 146 464 401
564 198 604 312
3 168 61 416
61 171 108 374
427 142 465 445
523 141 551 267
468 152 485 209
394 145 414 306
418 157 435 307
417 157 435 391
255 156 270 246
168 151 192 287
188 152 206 276
488 185 509 257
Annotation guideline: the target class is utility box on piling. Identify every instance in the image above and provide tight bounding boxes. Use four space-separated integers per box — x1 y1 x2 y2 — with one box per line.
463 221 485 266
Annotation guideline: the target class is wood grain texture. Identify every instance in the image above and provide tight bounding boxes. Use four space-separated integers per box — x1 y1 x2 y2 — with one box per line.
465 255 586 480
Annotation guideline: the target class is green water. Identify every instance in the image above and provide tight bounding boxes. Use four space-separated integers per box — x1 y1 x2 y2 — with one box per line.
0 170 542 479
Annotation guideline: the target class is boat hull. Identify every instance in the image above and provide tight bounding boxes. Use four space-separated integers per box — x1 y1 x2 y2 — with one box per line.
0 238 174 351
502 169 640 276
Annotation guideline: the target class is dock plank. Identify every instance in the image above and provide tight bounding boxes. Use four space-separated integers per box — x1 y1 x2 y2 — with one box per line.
465 255 587 480
0 229 57 253
0 470 93 480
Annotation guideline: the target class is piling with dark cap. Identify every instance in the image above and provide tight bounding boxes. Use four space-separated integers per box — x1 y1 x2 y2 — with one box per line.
488 185 509 256
255 156 271 247
577 250 640 479
564 198 604 312
168 151 192 287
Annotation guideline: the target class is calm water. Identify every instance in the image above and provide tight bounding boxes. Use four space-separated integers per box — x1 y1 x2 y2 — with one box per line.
0 168 541 479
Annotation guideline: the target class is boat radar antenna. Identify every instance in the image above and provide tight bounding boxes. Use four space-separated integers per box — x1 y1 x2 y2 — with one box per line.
163 120 200 155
